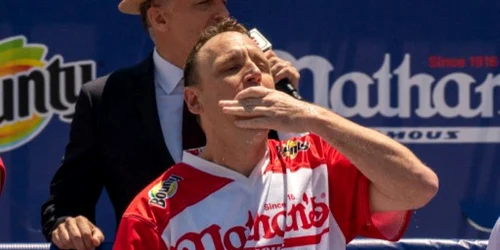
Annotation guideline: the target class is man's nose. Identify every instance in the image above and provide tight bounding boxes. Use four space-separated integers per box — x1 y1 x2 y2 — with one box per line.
243 64 262 87
212 2 230 21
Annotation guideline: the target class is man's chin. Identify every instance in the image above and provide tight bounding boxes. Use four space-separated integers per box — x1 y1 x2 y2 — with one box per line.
229 117 270 135
237 127 270 137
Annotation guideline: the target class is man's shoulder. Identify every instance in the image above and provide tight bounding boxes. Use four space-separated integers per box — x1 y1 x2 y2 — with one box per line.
123 161 235 228
122 163 207 224
121 163 189 229
80 74 109 97
80 55 153 97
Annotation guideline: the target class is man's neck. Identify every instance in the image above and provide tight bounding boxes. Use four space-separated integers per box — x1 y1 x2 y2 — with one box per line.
201 133 269 177
156 43 185 69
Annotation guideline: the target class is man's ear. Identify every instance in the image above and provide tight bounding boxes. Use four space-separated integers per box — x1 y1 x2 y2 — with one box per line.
184 87 203 115
148 6 169 32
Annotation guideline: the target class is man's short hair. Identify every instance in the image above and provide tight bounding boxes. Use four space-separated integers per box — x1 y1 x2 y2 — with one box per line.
139 0 153 30
140 0 168 30
183 17 249 88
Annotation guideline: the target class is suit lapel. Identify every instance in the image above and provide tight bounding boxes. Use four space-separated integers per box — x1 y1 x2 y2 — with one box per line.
133 54 174 167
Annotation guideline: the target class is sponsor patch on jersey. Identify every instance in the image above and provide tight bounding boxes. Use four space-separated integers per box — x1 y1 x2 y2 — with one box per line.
277 139 311 159
149 175 183 208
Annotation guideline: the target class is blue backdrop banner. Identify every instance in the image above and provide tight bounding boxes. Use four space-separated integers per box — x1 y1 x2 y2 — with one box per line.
0 0 499 243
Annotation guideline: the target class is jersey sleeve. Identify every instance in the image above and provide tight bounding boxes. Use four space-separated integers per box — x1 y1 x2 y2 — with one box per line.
308 134 411 243
112 169 175 250
113 215 168 250
0 157 5 195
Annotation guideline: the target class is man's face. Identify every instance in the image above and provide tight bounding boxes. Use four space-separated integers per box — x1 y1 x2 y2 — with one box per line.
162 0 229 59
188 31 275 136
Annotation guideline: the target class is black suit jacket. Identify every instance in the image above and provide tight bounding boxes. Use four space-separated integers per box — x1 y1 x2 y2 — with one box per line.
41 53 280 241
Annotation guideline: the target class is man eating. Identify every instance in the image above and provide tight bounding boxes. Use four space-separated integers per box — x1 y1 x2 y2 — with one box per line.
113 17 439 250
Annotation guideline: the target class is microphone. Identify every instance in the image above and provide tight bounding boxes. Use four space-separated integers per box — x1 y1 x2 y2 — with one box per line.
248 28 303 100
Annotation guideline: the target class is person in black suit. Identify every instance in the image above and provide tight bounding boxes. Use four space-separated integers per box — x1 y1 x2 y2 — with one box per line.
41 0 301 249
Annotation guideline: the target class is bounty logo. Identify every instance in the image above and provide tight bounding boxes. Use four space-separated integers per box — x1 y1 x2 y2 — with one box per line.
149 175 183 208
0 36 95 152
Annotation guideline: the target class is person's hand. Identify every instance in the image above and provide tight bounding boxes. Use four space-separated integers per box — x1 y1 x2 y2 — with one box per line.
51 216 104 250
219 86 314 133
265 50 300 89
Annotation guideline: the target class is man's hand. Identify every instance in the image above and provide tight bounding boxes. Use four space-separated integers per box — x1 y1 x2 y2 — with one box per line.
265 50 300 89
219 86 313 133
51 216 104 250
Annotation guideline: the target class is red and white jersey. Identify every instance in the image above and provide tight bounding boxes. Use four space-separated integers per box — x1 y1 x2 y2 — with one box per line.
0 157 5 195
114 134 411 250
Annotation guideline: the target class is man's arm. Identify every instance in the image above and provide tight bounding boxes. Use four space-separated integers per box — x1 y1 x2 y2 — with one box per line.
113 215 168 250
305 106 438 212
221 86 438 212
41 79 106 243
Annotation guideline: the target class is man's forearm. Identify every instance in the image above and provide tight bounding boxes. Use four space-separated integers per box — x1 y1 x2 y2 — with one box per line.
41 208 68 242
306 105 438 209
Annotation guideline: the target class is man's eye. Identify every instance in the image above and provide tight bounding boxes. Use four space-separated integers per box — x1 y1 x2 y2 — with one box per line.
224 65 240 72
198 0 211 5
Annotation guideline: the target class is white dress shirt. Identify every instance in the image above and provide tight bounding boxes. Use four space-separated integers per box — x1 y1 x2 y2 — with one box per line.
153 49 185 163
153 49 307 163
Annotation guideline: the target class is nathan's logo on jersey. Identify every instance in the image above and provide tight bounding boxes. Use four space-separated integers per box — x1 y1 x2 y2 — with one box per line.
149 175 183 208
277 140 310 159
0 36 96 153
173 193 329 249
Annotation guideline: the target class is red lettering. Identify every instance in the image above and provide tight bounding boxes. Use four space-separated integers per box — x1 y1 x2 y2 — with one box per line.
223 226 247 250
264 203 285 211
271 211 286 237
470 56 484 68
309 197 329 227
258 247 282 250
288 203 312 230
485 56 498 68
174 193 330 249
174 224 223 250
254 245 283 250
249 213 274 240
273 203 284 210
428 56 466 68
